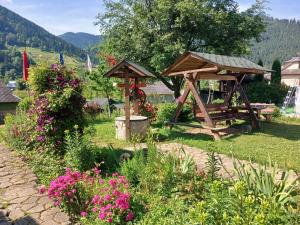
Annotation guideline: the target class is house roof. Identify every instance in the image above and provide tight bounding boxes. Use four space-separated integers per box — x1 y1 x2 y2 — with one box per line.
104 60 155 78
285 57 300 63
86 98 109 107
141 81 174 95
0 84 21 103
163 51 272 76
282 69 300 76
281 56 300 77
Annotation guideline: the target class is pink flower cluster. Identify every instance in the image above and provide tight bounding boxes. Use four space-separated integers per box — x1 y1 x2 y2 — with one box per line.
47 168 82 207
91 173 134 223
43 168 134 223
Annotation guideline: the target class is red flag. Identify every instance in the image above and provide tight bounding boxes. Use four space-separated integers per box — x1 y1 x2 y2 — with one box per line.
23 50 29 81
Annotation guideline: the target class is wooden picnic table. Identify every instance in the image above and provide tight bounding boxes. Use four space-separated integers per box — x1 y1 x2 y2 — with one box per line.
237 103 275 122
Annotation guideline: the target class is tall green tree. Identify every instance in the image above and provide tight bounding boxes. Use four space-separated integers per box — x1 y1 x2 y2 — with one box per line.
97 0 266 97
87 62 115 117
254 59 264 82
271 59 281 84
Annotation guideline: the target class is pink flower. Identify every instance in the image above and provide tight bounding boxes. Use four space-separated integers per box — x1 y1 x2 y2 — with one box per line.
108 179 117 188
38 185 46 194
80 211 87 217
104 194 111 201
107 217 113 223
92 167 101 175
99 212 106 220
125 211 134 221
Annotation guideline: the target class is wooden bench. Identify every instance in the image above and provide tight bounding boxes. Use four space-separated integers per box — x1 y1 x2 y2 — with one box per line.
193 103 238 124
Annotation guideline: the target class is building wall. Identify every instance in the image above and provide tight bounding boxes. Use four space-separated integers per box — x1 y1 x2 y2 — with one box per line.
286 63 299 70
147 94 175 104
0 103 18 114
282 78 300 87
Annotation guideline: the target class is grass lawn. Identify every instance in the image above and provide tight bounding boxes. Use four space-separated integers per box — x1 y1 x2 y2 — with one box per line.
91 117 300 172
92 117 128 149
157 119 300 172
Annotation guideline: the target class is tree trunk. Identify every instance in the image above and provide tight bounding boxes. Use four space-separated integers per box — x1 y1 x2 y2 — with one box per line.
172 77 184 99
155 75 183 98
106 94 111 117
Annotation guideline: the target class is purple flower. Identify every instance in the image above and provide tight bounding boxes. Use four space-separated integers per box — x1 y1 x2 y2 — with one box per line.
69 79 80 89
51 64 59 70
36 135 46 142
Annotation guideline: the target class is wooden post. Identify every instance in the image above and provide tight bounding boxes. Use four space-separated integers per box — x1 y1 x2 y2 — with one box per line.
236 76 260 129
133 78 139 115
172 82 190 122
187 78 215 128
124 75 131 140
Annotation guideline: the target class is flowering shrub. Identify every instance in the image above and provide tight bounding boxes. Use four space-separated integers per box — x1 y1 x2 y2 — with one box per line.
44 168 135 224
129 84 157 120
105 55 117 67
5 65 86 153
84 102 103 116
139 102 157 120
91 173 134 223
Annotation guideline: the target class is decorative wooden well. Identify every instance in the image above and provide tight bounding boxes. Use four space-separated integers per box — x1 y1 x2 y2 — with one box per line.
104 60 155 140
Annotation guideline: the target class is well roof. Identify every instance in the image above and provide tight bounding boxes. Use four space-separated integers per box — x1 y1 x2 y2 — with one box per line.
104 60 155 78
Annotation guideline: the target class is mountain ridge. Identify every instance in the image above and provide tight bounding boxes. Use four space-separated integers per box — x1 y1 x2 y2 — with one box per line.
58 32 102 50
0 5 86 80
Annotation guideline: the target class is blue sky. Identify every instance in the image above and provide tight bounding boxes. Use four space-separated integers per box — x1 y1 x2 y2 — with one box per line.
0 0 299 35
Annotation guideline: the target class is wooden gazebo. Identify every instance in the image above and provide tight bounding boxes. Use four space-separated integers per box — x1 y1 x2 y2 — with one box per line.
163 51 271 140
104 60 155 139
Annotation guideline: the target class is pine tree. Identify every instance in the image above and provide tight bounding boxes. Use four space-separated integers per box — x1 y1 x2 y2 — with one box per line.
271 59 281 84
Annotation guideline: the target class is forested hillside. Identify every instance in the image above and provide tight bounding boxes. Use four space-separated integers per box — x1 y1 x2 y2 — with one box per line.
59 32 102 50
249 17 300 67
0 5 85 81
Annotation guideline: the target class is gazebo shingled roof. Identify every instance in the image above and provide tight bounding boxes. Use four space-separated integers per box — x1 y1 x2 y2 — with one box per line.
164 51 272 76
104 59 155 78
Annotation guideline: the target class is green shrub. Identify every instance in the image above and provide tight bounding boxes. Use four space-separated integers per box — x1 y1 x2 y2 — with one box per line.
156 103 192 124
245 82 288 105
189 180 298 225
233 159 299 208
134 195 189 225
120 140 202 198
26 150 64 185
272 106 282 118
2 112 37 151
17 96 33 112
93 145 124 174
64 126 95 172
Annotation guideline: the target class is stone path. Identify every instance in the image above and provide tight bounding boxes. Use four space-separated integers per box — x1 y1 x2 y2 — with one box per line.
126 142 299 182
0 145 70 225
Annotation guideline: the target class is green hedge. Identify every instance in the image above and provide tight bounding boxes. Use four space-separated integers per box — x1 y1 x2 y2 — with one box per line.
156 103 193 124
244 82 288 105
